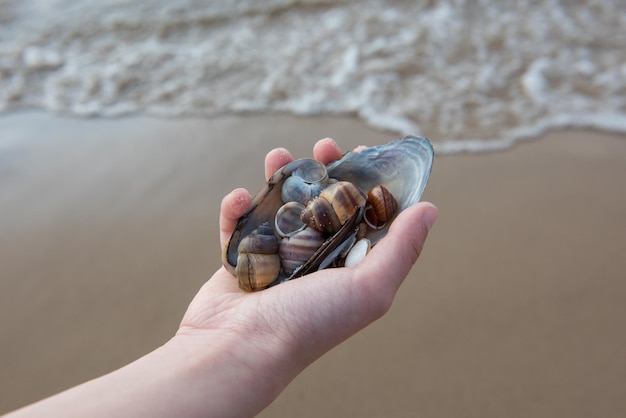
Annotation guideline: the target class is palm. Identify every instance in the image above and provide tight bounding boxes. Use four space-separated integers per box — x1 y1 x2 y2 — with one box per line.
176 138 435 371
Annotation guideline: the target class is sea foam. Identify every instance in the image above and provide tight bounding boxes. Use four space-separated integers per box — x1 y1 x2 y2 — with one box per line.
1 0 624 153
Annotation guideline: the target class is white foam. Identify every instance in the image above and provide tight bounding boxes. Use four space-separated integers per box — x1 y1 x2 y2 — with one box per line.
435 112 626 155
521 58 552 104
22 46 64 70
0 0 625 154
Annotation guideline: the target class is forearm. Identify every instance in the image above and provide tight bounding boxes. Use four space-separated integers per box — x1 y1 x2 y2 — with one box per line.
7 333 290 418
6 139 436 417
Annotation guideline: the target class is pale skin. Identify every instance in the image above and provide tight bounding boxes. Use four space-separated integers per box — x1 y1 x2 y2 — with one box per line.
7 138 438 418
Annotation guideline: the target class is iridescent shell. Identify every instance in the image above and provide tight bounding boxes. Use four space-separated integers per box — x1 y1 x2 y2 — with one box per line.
222 136 434 291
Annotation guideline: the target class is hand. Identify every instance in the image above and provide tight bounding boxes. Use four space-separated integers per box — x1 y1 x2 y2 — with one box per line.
176 138 438 415
8 138 437 418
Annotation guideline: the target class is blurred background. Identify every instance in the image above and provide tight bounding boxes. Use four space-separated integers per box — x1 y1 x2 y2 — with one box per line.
1 1 625 416
2 0 625 149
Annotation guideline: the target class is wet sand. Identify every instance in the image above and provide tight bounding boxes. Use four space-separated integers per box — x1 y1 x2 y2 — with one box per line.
1 112 625 416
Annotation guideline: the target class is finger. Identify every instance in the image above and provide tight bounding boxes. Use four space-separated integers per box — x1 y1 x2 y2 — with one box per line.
353 202 438 313
313 138 343 165
219 188 253 249
249 203 436 362
265 148 294 180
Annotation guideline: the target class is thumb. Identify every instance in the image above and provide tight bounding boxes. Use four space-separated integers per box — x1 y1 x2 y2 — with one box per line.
352 202 438 311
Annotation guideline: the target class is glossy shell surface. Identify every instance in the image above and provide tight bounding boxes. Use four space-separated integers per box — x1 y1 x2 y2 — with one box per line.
223 135 434 290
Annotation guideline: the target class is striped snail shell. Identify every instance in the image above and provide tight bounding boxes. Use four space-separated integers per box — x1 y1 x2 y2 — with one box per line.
301 181 367 234
236 223 281 291
279 227 325 274
281 159 328 204
364 185 398 229
275 201 307 238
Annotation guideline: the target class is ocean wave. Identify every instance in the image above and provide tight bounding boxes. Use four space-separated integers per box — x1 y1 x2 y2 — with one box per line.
1 0 625 153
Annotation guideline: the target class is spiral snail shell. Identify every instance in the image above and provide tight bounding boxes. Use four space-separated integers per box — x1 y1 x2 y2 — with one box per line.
275 202 307 238
364 185 398 229
301 181 367 234
279 227 325 274
280 159 328 205
223 136 434 291
236 224 281 291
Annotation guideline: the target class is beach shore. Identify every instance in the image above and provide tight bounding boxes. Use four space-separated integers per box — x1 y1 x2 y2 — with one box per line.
1 112 625 416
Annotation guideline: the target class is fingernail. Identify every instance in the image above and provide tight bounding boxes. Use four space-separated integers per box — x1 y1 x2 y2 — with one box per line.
424 203 438 231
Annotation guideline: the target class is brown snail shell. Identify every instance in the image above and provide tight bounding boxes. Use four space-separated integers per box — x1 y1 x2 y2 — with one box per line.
236 224 281 291
364 185 399 229
301 181 367 234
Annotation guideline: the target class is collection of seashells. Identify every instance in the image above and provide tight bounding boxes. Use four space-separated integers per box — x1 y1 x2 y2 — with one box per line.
222 136 434 291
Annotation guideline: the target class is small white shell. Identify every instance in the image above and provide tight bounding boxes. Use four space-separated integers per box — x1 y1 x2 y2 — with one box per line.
344 238 371 268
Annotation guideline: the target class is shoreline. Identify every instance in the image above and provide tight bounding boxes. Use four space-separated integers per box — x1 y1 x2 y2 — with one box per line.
3 109 626 156
1 112 625 416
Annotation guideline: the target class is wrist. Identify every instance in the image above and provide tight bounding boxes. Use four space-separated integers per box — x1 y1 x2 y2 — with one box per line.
167 326 299 417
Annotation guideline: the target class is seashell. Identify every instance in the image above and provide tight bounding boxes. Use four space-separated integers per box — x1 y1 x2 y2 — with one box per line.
223 136 434 291
280 159 328 204
275 202 307 238
236 224 281 291
364 185 398 230
344 238 371 268
279 227 325 274
301 181 367 234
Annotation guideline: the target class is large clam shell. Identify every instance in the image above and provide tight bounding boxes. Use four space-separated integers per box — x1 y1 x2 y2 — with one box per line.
222 135 434 290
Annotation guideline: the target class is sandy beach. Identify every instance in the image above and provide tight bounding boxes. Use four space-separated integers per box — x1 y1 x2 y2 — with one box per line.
1 112 625 416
